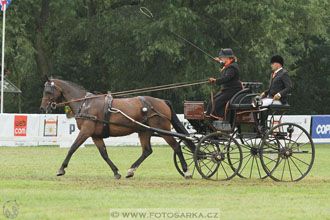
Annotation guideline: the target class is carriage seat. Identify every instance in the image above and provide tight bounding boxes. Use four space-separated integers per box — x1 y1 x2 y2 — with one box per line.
263 94 291 111
268 103 290 111
229 88 256 109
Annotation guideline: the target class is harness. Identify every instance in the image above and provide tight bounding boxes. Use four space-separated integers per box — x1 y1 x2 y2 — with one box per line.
138 96 170 123
99 95 170 138
77 92 93 114
43 80 173 138
101 94 113 138
43 80 63 112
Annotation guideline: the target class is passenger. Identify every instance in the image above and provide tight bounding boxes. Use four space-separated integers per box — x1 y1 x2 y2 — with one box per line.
206 48 243 123
260 55 292 106
259 55 292 131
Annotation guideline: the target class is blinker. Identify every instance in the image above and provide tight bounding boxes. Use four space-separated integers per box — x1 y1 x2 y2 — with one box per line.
44 86 53 94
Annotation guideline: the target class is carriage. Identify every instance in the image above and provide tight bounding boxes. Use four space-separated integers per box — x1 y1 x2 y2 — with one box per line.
41 78 314 182
173 82 315 182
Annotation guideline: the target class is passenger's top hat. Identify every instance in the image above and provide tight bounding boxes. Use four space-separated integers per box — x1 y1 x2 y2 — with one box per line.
270 55 284 66
219 48 235 58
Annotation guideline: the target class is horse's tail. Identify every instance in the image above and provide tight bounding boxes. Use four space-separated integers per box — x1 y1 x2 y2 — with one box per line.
165 100 196 151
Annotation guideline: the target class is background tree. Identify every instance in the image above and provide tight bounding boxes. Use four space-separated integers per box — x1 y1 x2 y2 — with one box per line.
2 0 329 114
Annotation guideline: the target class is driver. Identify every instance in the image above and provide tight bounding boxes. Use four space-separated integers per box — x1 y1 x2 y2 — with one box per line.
206 48 243 123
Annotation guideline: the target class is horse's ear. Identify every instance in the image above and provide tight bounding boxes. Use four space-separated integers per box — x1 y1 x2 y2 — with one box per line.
44 74 50 82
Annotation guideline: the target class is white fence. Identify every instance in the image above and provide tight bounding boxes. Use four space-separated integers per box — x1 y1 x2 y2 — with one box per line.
0 113 327 147
0 114 169 147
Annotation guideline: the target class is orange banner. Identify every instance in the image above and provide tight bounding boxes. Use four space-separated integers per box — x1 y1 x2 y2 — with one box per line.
14 115 27 136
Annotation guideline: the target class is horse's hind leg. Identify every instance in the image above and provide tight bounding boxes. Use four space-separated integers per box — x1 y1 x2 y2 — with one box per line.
92 137 121 179
126 131 153 178
57 131 89 176
162 135 192 179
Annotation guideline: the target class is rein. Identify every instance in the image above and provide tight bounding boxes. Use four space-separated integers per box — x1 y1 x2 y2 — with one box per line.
55 79 209 107
210 83 214 110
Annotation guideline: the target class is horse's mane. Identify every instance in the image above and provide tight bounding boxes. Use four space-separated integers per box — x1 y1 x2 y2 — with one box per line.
64 80 88 92
52 77 89 93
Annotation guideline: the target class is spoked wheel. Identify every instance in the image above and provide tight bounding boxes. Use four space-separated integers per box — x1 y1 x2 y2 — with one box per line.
173 140 197 177
194 132 242 181
260 123 315 182
232 129 280 179
231 130 268 179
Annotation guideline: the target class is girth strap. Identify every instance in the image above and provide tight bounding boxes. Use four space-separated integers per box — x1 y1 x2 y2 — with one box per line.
102 94 113 138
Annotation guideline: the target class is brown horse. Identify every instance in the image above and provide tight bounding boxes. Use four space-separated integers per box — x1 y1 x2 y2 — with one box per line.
40 77 194 179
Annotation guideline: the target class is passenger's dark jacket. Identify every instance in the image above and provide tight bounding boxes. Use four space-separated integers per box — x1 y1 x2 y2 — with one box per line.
264 68 292 103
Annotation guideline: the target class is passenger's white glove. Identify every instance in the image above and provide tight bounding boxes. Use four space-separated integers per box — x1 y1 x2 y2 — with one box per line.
273 93 281 100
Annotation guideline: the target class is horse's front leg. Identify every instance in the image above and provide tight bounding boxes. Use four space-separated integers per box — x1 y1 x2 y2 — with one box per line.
92 137 121 179
57 130 89 176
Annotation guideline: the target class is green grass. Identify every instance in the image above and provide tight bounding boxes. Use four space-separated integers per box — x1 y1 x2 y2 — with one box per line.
0 144 330 220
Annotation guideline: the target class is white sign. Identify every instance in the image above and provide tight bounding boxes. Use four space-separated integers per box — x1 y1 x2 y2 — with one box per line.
0 113 321 147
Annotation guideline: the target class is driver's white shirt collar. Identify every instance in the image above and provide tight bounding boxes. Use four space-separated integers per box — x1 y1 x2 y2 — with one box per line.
275 67 283 74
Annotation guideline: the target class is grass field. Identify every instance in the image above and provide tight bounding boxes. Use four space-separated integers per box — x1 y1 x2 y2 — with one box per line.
1 144 330 220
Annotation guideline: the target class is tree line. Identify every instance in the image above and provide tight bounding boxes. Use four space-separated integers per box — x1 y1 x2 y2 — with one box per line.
2 0 330 114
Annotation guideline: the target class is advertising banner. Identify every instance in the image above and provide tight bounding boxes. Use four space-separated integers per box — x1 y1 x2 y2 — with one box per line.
1 114 329 146
43 116 58 137
14 115 27 136
312 115 330 142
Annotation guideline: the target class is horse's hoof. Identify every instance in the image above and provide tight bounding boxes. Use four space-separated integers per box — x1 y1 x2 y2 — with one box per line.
184 174 193 179
125 173 134 178
57 169 65 176
184 168 192 179
126 168 136 178
114 174 121 180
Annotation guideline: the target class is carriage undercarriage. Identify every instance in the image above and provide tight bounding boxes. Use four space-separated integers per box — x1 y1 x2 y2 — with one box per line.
173 82 315 182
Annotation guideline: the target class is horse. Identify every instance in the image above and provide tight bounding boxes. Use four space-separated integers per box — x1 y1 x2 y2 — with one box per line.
40 77 194 179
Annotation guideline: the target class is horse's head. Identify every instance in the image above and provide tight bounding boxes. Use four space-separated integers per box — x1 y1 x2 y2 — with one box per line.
40 77 63 113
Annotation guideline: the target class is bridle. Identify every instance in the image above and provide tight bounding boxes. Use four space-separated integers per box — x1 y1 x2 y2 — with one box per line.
42 80 62 112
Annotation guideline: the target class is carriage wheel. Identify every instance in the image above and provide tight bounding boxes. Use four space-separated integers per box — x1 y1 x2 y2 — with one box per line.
194 132 242 181
173 140 197 177
231 129 280 179
260 123 315 182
